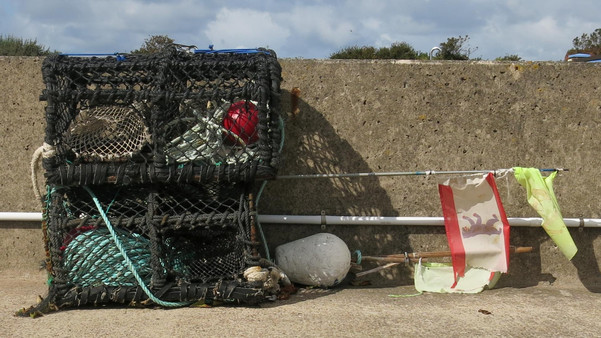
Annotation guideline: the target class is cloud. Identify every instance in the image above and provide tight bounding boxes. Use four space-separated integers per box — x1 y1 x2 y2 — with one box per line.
0 0 599 60
475 7 595 61
284 6 354 45
204 8 290 50
2 0 219 53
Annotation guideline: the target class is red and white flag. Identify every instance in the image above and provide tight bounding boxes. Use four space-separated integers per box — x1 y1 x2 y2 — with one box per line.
438 172 510 285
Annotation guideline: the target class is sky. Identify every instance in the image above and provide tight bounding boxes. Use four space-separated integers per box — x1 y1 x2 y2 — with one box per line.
1 0 600 61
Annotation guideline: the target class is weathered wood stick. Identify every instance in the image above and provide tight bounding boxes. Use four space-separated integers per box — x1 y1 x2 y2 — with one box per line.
355 263 401 277
354 246 533 278
356 246 533 264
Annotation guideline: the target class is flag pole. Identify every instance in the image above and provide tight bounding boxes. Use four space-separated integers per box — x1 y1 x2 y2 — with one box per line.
275 168 567 180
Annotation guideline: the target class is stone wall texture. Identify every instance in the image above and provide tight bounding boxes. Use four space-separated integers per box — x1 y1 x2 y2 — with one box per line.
1 57 600 289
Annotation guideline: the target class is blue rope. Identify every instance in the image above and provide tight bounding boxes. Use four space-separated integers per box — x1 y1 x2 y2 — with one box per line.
194 48 272 55
61 47 272 59
60 53 127 61
83 186 191 307
60 53 122 56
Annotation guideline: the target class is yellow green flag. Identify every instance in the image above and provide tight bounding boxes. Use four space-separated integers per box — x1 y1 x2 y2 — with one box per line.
513 167 577 260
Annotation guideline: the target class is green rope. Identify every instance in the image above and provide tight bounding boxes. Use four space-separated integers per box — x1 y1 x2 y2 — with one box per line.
354 250 362 265
44 185 54 286
388 292 423 298
63 228 153 287
103 186 122 215
255 115 286 262
63 228 197 288
256 181 270 261
83 186 192 307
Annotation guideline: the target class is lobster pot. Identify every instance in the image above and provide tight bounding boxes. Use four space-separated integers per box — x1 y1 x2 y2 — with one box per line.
36 183 267 310
159 50 282 180
40 49 283 185
40 53 162 166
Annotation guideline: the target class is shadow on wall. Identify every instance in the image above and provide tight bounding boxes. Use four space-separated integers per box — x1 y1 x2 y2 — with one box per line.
497 228 601 292
257 89 601 289
498 229 559 289
262 90 399 216
571 228 601 292
259 89 415 285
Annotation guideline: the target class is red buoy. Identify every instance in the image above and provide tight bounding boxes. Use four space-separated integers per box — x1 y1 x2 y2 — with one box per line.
222 101 259 145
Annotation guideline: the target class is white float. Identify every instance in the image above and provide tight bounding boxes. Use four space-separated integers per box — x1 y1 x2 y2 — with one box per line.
275 233 351 287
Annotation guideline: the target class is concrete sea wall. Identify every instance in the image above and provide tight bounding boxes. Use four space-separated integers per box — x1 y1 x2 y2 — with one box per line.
1 56 600 290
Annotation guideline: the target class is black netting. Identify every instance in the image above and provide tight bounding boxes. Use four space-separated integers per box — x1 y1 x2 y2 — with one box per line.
40 48 282 184
163 230 246 283
26 183 269 313
21 48 286 317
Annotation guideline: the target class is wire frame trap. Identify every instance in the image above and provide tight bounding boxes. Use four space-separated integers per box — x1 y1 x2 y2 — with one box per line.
40 48 283 184
21 48 288 317
19 183 282 316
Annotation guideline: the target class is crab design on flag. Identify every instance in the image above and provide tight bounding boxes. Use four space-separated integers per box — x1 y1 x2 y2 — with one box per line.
461 213 503 238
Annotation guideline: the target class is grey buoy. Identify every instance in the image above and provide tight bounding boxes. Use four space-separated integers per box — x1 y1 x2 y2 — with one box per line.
275 233 351 287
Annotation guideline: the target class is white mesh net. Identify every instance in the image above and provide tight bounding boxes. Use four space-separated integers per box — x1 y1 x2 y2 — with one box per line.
65 104 151 161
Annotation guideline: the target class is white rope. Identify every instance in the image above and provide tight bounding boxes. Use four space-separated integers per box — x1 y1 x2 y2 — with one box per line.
30 145 44 204
30 143 55 206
